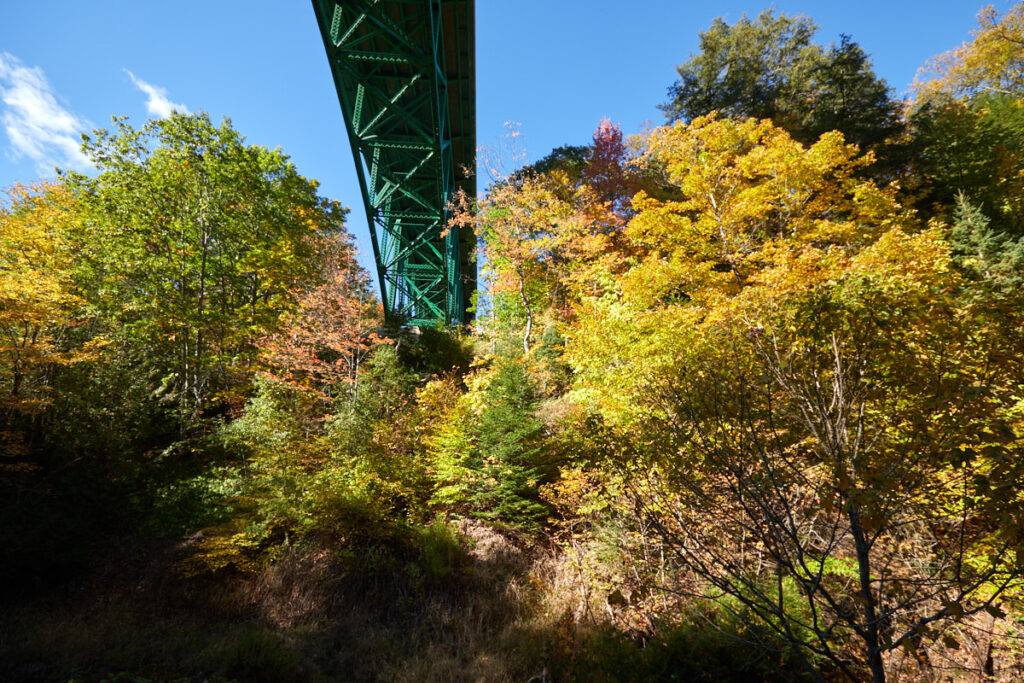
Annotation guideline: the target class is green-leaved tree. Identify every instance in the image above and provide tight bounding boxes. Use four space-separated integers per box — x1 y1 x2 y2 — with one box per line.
67 112 346 428
663 11 902 158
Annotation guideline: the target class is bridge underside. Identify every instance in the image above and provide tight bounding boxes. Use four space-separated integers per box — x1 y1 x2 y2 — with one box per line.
312 0 476 326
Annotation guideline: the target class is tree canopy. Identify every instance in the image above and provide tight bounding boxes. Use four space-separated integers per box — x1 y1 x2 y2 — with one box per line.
67 112 347 423
663 10 903 155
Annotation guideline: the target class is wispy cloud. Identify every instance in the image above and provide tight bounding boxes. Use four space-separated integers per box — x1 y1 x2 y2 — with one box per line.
0 52 92 174
125 69 188 118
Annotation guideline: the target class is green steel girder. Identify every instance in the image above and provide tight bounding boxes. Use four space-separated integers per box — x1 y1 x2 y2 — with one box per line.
312 0 476 326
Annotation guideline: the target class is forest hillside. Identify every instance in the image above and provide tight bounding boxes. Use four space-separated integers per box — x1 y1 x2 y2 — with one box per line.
2 5 1024 682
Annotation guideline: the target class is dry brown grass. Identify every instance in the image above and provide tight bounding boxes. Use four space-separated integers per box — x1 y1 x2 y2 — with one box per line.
4 520 1016 682
0 522 556 682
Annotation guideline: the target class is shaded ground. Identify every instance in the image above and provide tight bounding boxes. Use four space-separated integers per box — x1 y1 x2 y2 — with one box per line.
0 522 807 683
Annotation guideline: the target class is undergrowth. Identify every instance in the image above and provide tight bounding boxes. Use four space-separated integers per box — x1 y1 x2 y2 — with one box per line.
0 517 813 683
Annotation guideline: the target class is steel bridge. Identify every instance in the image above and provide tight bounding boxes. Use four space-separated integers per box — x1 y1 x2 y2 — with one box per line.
312 0 476 326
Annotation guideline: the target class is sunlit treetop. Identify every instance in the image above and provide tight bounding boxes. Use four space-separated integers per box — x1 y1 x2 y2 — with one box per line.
915 3 1024 101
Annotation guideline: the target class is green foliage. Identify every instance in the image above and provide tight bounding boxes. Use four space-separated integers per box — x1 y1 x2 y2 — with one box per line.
138 466 242 538
397 322 475 377
664 11 902 156
67 112 345 425
328 346 428 503
348 344 419 420
804 36 903 153
909 93 1024 233
428 392 478 508
221 377 314 458
431 359 553 530
511 144 591 187
212 627 305 683
41 343 178 458
6 10 1024 683
950 191 1024 291
534 324 571 394
663 11 819 123
219 377 347 540
544 617 811 683
300 464 417 544
474 361 551 527
418 519 465 583
213 346 432 553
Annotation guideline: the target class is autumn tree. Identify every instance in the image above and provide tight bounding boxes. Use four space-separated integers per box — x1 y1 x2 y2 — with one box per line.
518 120 639 215
915 3 1024 100
581 118 645 222
0 182 90 415
474 173 574 354
257 232 382 404
568 115 1024 681
904 0 1024 355
470 120 640 355
909 4 1024 240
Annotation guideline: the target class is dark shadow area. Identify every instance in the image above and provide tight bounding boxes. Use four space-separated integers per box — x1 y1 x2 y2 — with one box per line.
0 518 811 683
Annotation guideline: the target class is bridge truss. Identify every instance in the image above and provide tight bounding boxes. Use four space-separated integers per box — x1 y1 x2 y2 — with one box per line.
312 0 476 325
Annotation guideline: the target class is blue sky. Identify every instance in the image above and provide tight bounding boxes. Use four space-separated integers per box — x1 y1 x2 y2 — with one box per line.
0 1 991 287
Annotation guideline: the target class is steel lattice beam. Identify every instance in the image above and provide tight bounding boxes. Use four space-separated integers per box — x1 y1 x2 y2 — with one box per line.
312 0 476 326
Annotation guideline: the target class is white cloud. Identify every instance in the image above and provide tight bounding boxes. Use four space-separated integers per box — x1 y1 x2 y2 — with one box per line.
0 52 92 174
125 69 188 118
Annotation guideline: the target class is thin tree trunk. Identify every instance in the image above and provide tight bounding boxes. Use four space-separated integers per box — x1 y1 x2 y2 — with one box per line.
849 503 886 683
519 272 532 356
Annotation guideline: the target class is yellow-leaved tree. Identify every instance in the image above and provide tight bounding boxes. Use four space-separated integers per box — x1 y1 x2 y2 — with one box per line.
463 120 640 357
568 115 1024 682
0 182 91 416
915 3 1024 99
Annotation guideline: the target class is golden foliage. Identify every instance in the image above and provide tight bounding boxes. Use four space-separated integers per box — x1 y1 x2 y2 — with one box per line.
0 182 91 413
915 3 1024 99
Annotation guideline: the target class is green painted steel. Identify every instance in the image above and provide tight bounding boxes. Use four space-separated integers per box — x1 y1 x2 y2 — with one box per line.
312 0 476 326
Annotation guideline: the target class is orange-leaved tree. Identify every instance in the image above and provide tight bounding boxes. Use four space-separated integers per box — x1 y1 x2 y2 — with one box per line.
257 232 384 404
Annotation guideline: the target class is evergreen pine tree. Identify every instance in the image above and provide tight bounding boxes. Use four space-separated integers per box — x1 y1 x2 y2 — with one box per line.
951 191 1024 291
468 359 551 529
